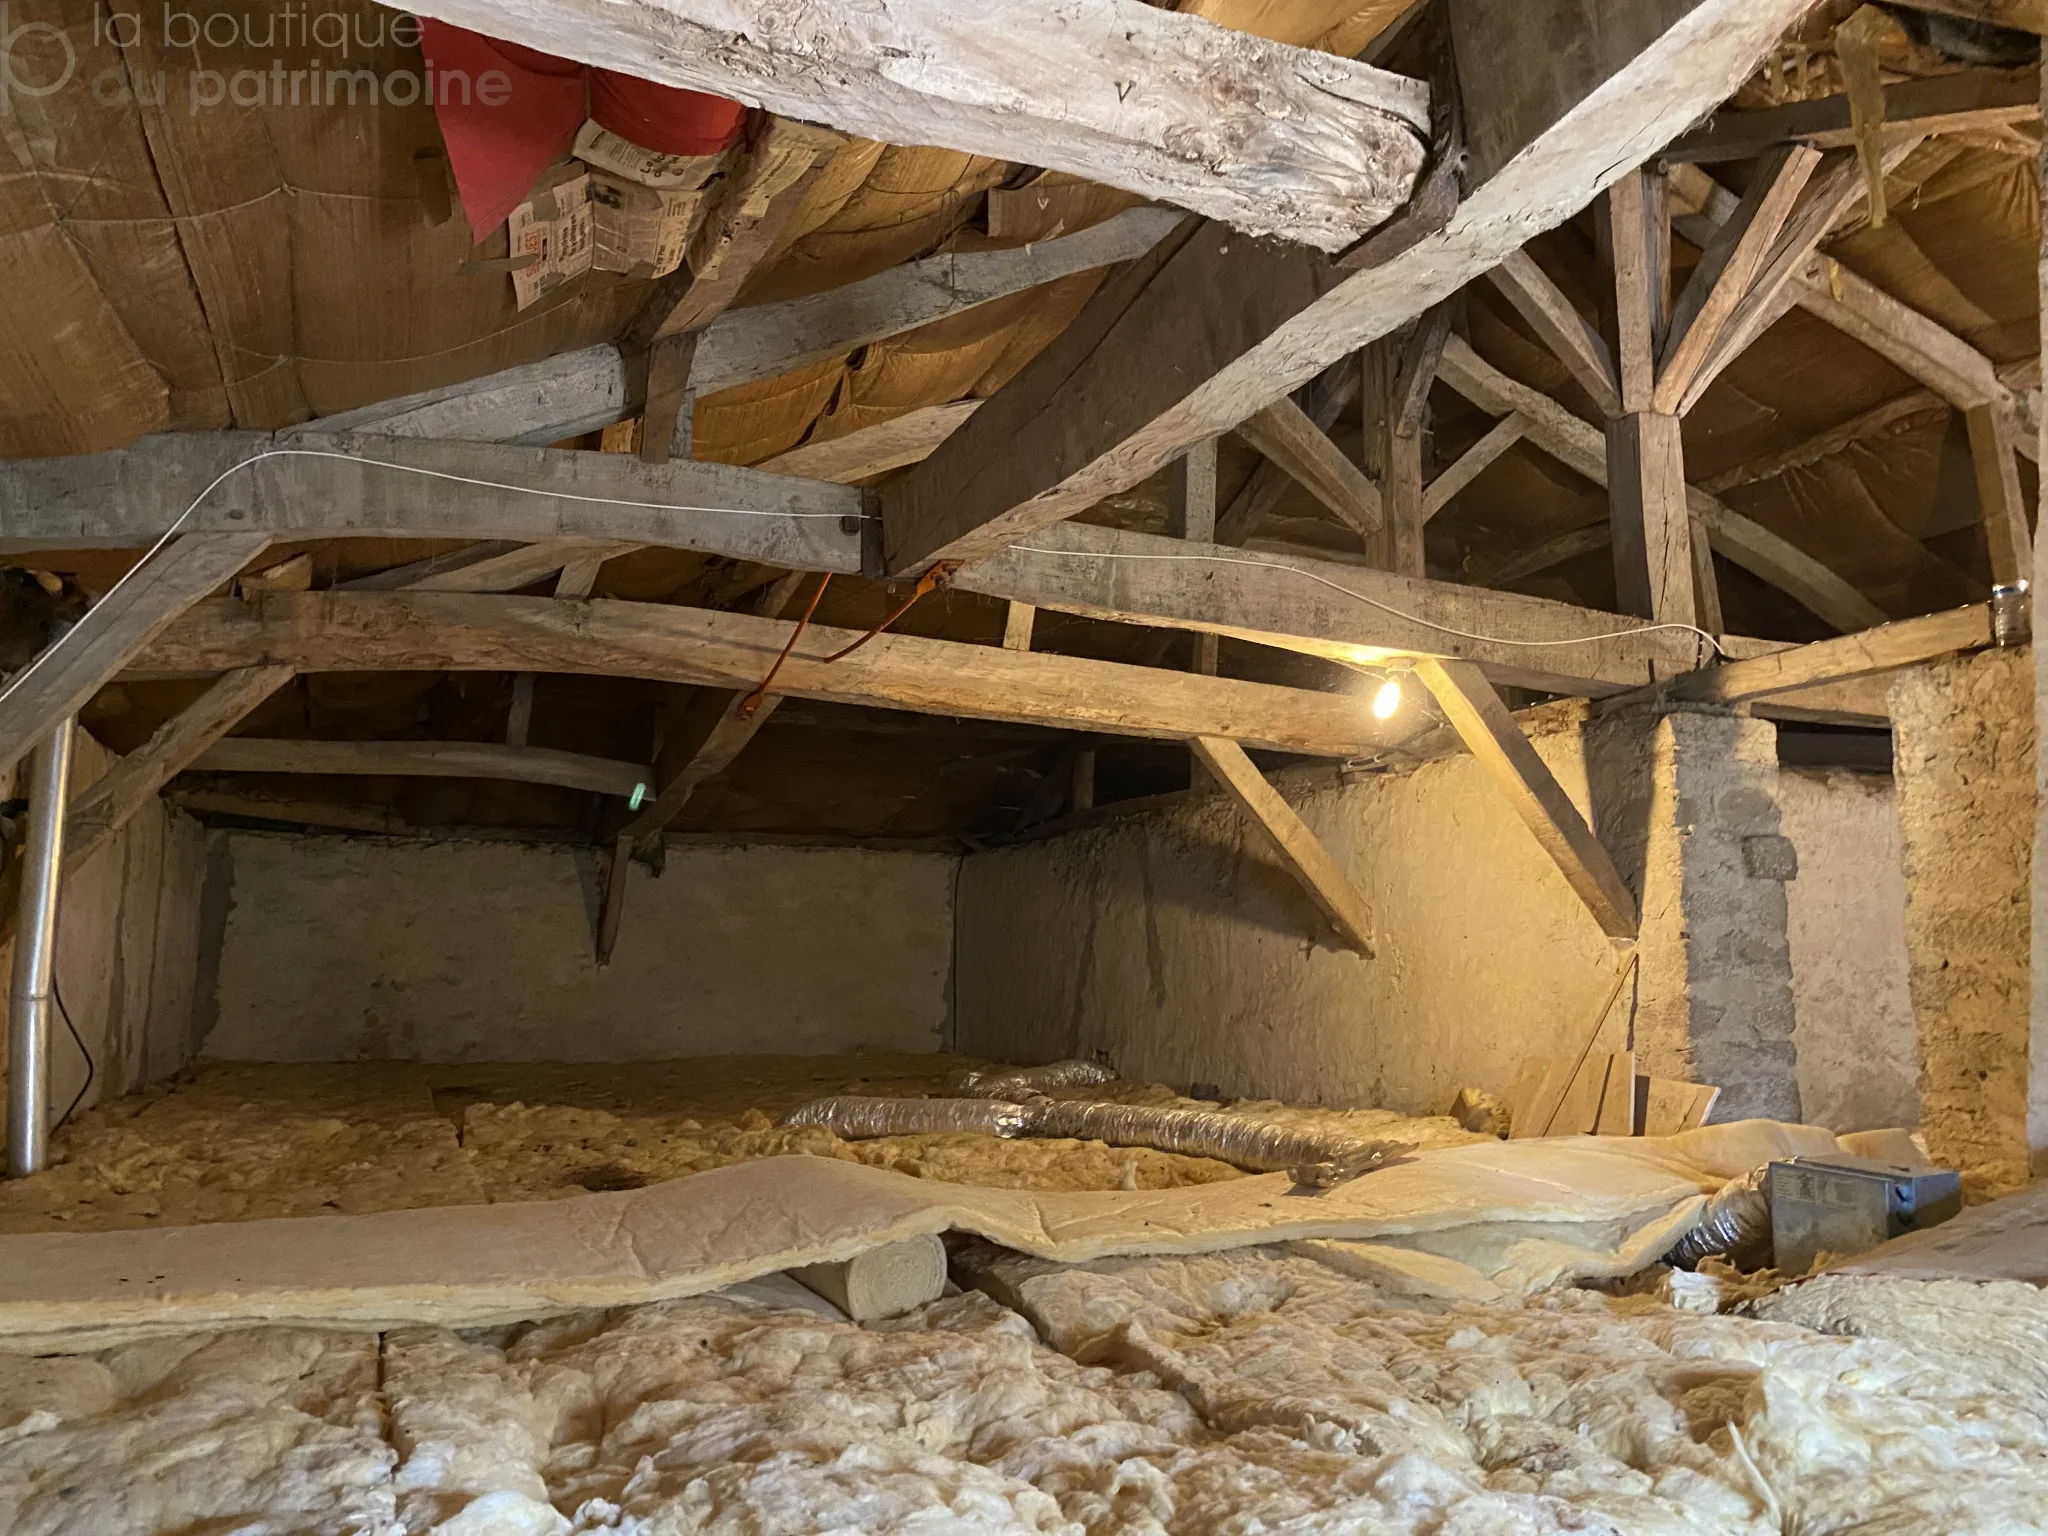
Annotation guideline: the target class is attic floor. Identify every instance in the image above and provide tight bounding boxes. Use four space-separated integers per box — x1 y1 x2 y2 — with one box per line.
0 1057 1485 1236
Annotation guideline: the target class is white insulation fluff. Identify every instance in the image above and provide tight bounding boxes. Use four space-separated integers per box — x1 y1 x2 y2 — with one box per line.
4 1253 2048 1534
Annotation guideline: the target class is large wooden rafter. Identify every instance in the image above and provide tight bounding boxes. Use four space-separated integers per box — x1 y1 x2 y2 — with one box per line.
877 0 1814 575
399 0 1431 251
131 593 1420 761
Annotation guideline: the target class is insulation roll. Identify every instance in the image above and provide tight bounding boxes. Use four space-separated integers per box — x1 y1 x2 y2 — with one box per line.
779 1096 1033 1138
788 1234 949 1322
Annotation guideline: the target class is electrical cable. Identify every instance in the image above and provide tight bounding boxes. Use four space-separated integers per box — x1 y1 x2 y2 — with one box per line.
1004 542 1727 664
52 972 93 1132
0 446 873 717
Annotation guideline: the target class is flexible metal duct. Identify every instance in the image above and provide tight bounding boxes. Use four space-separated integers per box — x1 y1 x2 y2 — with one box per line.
1663 1167 1771 1270
781 1094 1408 1178
950 1059 1118 1100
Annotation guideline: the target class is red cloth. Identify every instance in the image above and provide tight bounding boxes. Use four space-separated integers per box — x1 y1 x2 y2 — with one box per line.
419 20 747 241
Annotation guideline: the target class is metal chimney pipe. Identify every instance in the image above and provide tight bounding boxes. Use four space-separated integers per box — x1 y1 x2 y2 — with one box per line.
7 716 75 1179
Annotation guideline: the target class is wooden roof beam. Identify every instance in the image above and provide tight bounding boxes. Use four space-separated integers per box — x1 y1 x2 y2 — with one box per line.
880 0 1815 574
190 739 652 799
132 593 1418 761
1436 335 1886 631
1665 66 2038 162
400 0 1429 252
304 208 1183 448
0 533 271 776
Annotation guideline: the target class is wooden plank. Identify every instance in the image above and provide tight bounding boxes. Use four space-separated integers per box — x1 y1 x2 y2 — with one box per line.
1653 144 1820 413
1965 402 2033 587
136 593 1416 761
1392 305 1454 439
192 739 651 799
1508 1058 1579 1140
878 0 1810 573
1001 603 1036 652
1666 66 2039 162
1485 250 1621 417
400 0 1430 252
1639 1077 1720 1135
1594 1051 1637 1135
1187 735 1375 955
1413 657 1639 938
1438 337 1887 631
1658 604 1995 704
0 432 866 576
63 665 296 871
952 520 1709 696
1237 398 1383 538
0 532 271 775
1421 412 1526 522
759 402 981 484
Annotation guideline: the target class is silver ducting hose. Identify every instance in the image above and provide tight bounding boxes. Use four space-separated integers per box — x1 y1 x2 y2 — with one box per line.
1664 1166 1771 1270
780 1094 1409 1179
781 1096 1034 1139
950 1059 1118 1100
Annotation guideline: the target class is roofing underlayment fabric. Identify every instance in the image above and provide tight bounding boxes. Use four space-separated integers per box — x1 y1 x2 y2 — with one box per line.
0 1119 1851 1353
417 19 747 240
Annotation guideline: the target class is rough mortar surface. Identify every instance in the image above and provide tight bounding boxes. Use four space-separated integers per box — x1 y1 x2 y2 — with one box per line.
1776 769 1916 1132
960 706 1807 1122
1892 649 2036 1196
205 834 956 1062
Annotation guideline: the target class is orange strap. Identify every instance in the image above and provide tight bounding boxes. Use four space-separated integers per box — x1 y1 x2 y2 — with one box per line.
737 564 955 716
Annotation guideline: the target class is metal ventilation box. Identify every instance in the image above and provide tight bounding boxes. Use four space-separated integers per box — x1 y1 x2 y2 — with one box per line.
1767 1155 1962 1275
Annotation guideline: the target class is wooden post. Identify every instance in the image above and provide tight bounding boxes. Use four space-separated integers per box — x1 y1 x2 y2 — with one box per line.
1170 437 1222 674
1361 341 1424 576
1602 167 1709 631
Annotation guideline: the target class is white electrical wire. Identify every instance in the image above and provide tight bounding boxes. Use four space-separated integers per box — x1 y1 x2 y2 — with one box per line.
1005 541 1727 661
4 445 1716 728
0 446 872 718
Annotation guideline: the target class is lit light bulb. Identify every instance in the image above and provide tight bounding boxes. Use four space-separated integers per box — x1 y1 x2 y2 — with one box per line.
1371 678 1402 720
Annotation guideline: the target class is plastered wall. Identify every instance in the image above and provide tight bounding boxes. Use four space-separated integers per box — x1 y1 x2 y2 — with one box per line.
203 832 956 1062
955 719 1630 1116
1778 767 1917 1133
958 710 1905 1126
0 730 209 1115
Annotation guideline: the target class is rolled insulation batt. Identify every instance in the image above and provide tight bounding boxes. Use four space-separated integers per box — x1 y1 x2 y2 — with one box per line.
788 1234 948 1322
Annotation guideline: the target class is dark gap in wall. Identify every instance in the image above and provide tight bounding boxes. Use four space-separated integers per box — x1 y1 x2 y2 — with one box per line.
1776 723 1893 776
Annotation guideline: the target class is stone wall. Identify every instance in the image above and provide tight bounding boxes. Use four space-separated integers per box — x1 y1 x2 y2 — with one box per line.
1894 647 2037 1196
202 832 957 1062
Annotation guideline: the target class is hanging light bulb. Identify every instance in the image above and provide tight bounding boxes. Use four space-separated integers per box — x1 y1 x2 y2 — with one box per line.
1371 677 1402 720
